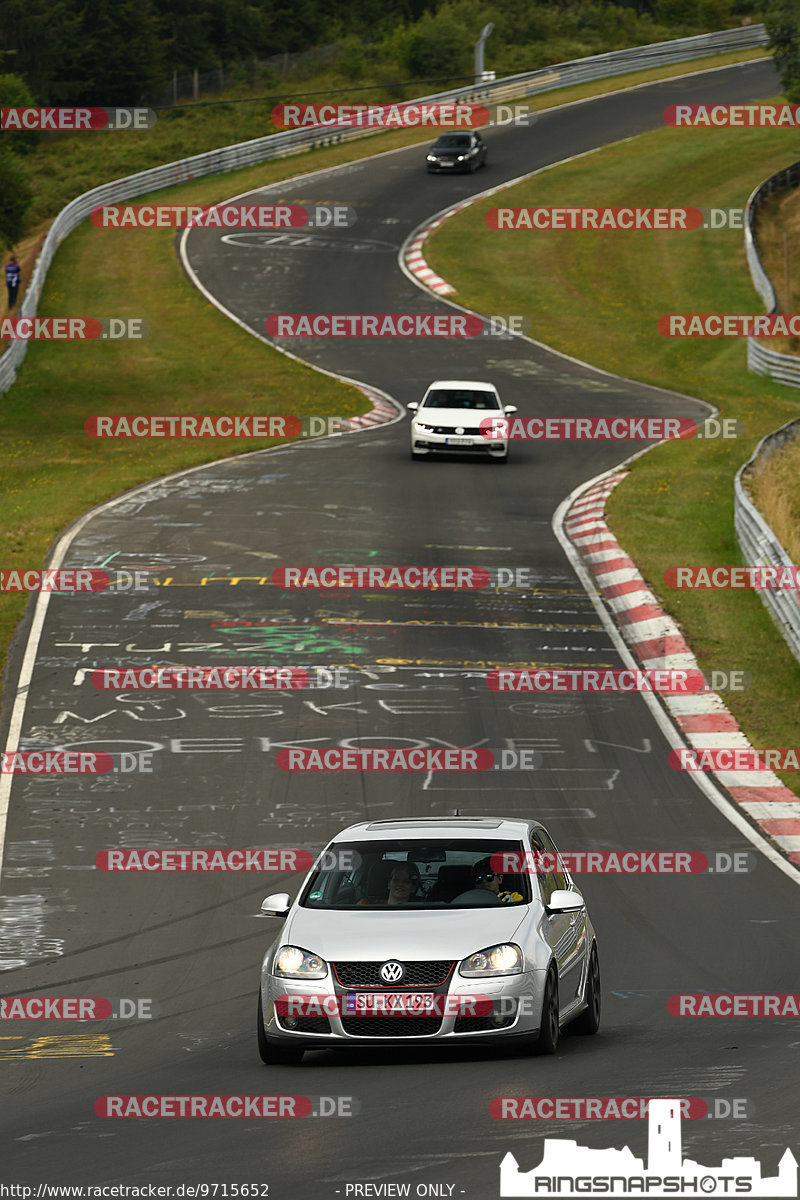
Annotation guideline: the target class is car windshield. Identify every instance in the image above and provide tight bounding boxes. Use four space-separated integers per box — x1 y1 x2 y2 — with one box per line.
434 135 471 149
300 840 531 909
421 390 500 410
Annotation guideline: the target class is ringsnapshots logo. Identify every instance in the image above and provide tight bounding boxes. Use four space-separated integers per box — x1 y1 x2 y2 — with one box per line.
1 107 155 131
498 1098 797 1197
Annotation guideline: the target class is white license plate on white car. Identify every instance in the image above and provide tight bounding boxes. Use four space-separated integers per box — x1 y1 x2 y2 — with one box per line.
345 992 436 1014
445 437 472 445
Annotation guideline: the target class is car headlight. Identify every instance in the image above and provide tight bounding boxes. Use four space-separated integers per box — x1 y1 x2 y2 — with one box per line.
274 945 327 979
459 943 523 977
426 155 437 162
456 154 467 161
414 422 435 433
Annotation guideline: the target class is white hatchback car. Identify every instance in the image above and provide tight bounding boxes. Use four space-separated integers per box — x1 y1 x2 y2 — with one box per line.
257 816 600 1063
408 379 517 461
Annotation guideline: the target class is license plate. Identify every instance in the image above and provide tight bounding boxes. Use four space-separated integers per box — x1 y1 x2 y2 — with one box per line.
345 991 436 1015
445 437 472 445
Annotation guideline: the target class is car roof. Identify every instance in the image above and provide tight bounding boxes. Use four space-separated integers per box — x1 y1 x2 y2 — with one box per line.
330 817 539 842
424 380 498 390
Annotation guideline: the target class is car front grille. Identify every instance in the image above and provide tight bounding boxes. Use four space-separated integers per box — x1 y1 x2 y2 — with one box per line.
341 1016 443 1037
333 961 455 988
430 426 484 435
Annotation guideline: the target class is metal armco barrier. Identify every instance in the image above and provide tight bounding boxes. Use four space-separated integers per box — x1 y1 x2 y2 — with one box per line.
735 418 800 664
0 23 768 396
745 160 800 386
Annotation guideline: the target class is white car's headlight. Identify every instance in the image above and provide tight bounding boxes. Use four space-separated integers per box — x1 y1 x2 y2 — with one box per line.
459 943 523 977
274 946 327 979
414 422 435 433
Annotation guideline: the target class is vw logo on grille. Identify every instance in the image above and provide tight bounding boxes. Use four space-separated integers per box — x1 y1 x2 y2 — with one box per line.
380 960 405 984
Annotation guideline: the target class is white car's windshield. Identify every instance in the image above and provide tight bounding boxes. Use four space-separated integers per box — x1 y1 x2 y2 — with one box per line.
421 390 500 410
300 840 531 909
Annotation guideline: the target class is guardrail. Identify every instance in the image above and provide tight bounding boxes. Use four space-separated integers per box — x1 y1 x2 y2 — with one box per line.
735 418 800 664
745 160 800 385
0 23 768 396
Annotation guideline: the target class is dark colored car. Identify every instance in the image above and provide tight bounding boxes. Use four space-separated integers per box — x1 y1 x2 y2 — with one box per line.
426 131 487 174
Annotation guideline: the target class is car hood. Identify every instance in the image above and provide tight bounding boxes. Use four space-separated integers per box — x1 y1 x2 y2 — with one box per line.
414 407 499 426
283 905 527 962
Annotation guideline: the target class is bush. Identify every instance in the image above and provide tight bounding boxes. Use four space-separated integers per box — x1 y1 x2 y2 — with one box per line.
0 73 40 155
338 36 367 82
403 9 474 82
767 0 800 103
0 146 33 247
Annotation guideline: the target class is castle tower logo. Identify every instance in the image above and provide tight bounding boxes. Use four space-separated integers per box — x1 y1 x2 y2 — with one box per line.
500 1098 797 1197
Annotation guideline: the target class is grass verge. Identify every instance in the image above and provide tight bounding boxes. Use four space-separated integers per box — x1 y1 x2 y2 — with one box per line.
424 108 800 793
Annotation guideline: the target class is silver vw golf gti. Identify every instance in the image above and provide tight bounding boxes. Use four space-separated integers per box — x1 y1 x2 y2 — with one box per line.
256 817 601 1063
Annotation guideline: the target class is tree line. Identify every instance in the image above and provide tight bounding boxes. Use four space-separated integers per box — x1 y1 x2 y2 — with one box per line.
0 0 775 248
1 0 763 107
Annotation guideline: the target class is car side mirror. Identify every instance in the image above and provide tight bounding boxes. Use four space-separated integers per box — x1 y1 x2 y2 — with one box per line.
261 892 291 918
503 405 518 414
546 889 584 913
407 402 419 411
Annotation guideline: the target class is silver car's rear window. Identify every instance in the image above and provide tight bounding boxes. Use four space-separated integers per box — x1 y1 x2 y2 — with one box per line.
300 840 531 909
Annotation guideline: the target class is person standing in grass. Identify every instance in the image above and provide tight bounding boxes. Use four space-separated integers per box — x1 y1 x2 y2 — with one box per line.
5 255 21 309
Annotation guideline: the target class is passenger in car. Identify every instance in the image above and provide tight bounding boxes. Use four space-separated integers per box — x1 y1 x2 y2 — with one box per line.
472 857 523 904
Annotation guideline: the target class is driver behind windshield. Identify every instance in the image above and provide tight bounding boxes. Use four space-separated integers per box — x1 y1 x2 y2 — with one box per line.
358 862 422 906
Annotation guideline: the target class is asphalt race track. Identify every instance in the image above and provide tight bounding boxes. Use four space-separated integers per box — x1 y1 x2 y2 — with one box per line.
3 57 800 1199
